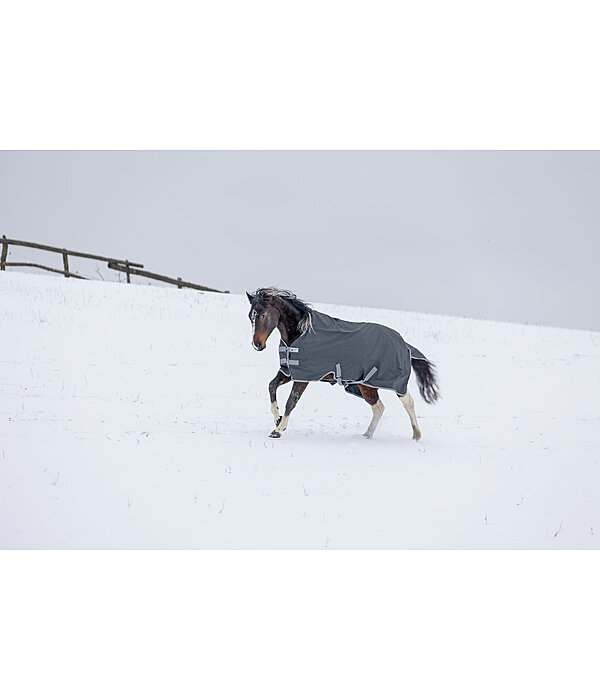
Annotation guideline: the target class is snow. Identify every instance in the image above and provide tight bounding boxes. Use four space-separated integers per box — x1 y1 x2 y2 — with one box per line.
1 271 599 548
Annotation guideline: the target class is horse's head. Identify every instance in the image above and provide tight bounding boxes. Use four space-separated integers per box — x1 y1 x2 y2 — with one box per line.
247 291 279 351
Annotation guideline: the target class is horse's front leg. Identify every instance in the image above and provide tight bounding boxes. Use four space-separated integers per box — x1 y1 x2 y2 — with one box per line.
269 381 309 438
269 371 291 427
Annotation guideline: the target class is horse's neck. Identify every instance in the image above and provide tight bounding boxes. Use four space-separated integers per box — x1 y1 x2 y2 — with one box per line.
274 299 302 345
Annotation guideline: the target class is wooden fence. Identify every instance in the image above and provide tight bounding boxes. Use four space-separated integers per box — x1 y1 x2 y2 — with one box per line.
0 236 228 293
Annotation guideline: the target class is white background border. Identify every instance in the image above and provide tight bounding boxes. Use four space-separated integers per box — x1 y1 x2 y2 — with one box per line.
1 552 599 699
1 0 600 149
1 1 599 697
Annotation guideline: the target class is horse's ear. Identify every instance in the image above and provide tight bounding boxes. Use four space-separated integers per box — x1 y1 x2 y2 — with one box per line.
246 292 254 304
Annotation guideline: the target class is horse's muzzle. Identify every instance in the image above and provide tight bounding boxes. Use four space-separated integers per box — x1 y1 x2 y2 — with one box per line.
252 341 264 351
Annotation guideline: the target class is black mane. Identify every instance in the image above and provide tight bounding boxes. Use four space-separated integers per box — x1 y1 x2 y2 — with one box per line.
252 287 312 319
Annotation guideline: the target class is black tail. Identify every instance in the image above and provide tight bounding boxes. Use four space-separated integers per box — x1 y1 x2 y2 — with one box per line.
411 357 440 404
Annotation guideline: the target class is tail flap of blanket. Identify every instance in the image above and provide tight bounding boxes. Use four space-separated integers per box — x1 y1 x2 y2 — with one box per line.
407 344 427 362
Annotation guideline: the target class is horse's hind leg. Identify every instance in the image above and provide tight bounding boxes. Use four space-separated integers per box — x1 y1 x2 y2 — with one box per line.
398 391 422 441
358 385 385 439
269 371 291 426
269 381 309 438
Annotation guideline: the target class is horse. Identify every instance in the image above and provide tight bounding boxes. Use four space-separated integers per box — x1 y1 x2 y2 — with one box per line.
247 287 439 439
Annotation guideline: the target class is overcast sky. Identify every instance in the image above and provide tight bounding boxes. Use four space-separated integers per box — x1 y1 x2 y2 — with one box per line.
1 150 598 330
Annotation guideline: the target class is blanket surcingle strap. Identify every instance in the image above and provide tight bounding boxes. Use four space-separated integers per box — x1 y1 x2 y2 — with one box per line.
278 309 426 397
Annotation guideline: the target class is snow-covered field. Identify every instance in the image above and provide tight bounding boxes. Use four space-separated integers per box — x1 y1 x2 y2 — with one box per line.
1 271 599 548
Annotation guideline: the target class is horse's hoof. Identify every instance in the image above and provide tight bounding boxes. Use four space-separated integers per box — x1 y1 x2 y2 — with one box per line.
269 430 282 439
413 432 422 441
363 432 372 439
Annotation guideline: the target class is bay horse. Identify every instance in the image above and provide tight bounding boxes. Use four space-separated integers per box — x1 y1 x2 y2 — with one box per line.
247 287 439 439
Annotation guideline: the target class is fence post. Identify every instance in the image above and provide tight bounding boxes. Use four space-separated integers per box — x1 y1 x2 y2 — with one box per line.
177 277 183 289
62 250 69 277
0 236 7 271
125 260 131 283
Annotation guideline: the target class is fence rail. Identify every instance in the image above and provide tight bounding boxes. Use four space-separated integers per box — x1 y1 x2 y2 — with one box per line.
4 262 88 280
107 261 227 293
0 236 228 293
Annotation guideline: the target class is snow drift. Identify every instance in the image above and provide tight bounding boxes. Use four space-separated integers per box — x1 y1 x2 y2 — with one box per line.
1 272 599 548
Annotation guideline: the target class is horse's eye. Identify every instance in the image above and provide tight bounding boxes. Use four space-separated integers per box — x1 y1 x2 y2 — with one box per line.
260 314 265 319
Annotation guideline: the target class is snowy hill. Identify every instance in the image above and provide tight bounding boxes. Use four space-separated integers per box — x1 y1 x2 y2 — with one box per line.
1 272 599 548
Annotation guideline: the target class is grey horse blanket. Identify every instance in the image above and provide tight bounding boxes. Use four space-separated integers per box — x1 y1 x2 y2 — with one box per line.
278 310 426 397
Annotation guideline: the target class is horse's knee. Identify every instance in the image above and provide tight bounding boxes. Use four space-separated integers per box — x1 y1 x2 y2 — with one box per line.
284 382 308 414
268 379 280 403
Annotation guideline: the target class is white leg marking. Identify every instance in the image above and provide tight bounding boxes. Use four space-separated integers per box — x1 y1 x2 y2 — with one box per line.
278 414 290 432
363 399 385 439
271 402 281 425
269 412 289 438
398 391 421 440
